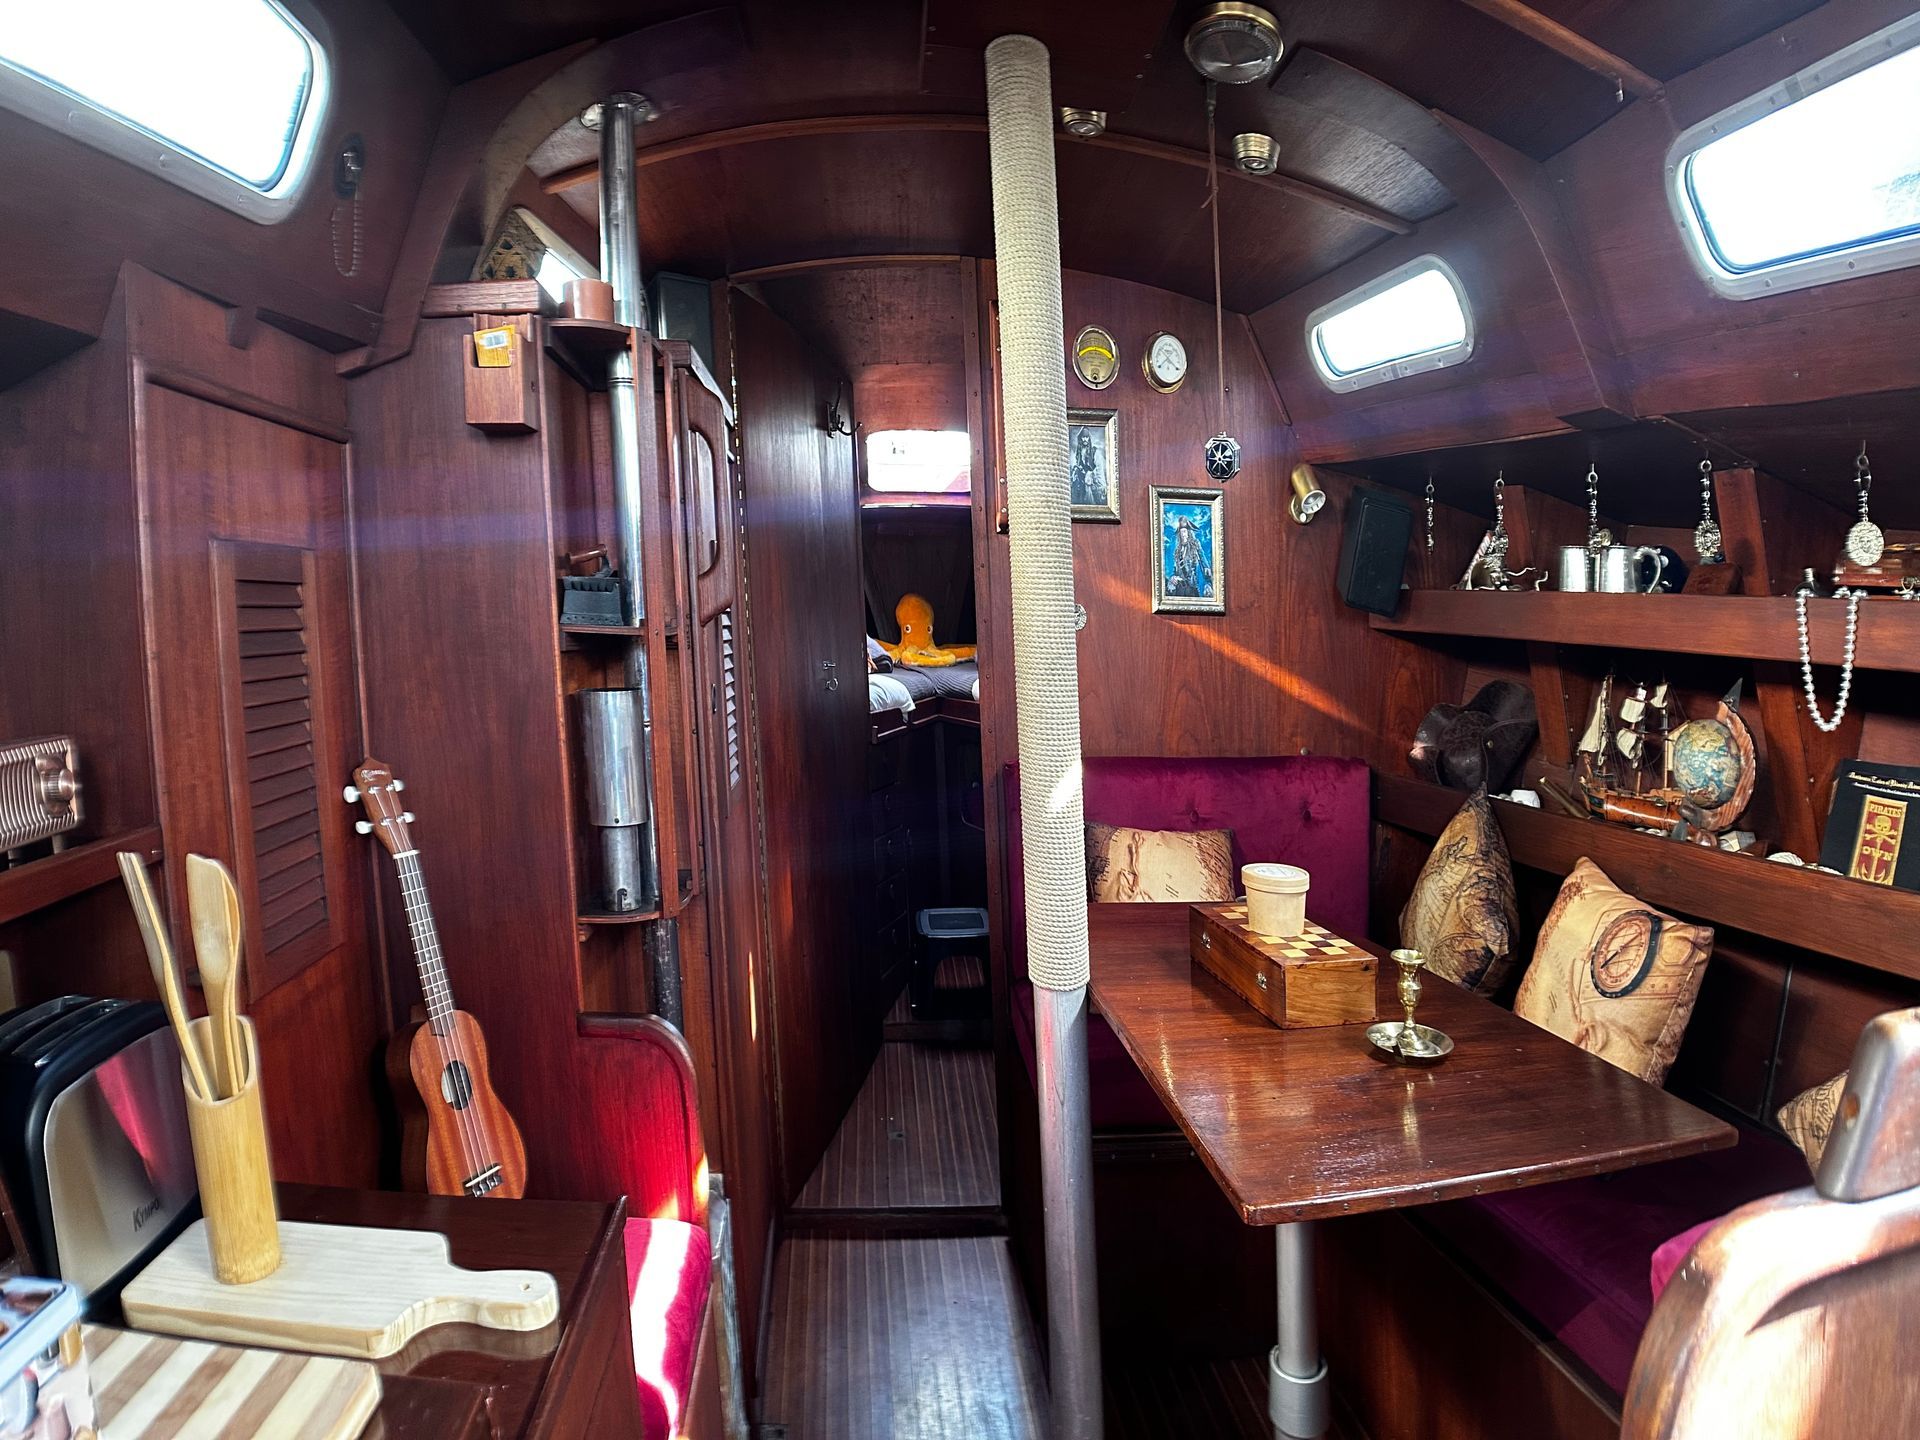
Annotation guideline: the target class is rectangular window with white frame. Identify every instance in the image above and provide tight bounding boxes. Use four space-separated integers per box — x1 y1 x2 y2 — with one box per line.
1305 256 1474 394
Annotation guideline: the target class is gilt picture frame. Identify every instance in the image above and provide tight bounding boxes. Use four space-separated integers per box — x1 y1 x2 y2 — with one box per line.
1151 486 1225 614
1067 408 1120 523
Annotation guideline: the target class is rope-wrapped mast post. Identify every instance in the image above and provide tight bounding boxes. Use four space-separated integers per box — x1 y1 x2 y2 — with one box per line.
985 34 1102 1440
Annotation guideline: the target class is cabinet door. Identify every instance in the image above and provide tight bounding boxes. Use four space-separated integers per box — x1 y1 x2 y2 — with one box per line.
138 378 379 1185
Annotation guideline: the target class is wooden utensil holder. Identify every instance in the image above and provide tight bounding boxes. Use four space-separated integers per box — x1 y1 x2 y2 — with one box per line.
183 1016 281 1284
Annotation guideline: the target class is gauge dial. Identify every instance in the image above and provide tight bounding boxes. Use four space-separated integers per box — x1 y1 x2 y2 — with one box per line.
1072 325 1119 389
1144 331 1188 393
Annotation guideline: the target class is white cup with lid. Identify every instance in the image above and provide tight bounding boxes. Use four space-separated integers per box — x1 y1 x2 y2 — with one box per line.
1242 863 1310 938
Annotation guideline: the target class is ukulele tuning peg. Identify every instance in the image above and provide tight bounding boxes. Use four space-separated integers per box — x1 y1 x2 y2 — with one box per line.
355 820 374 835
342 784 361 803
401 812 415 824
391 779 406 791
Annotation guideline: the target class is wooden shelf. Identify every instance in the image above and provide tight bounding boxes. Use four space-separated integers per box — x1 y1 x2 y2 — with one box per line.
1371 591 1920 673
0 826 163 926
559 621 644 638
544 319 633 391
576 907 662 927
1374 774 1920 984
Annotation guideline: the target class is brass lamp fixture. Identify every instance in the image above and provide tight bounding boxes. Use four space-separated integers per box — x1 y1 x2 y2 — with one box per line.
1185 3 1284 85
1233 132 1279 175
1059 107 1107 138
1289 464 1328 523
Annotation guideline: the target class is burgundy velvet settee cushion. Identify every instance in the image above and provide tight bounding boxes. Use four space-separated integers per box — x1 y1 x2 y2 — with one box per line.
1004 756 1372 1129
1417 1126 1809 1397
624 1217 711 1438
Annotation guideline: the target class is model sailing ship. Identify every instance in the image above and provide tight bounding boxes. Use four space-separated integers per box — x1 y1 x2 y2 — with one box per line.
1575 677 1756 843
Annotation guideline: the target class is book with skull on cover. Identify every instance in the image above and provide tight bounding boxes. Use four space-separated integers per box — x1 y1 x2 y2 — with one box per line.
1819 761 1920 891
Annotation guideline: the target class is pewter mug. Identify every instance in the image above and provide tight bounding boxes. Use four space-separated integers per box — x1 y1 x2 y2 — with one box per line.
1557 546 1595 592
1594 544 1667 593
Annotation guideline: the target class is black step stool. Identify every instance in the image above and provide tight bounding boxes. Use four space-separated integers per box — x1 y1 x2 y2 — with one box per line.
910 907 990 1022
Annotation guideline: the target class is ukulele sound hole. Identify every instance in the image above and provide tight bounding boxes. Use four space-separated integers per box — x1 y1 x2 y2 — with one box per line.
440 1060 475 1110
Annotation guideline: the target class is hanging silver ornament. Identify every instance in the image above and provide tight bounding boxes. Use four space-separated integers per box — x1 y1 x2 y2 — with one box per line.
1487 473 1511 570
1693 459 1724 564
1845 446 1884 567
1204 433 1241 482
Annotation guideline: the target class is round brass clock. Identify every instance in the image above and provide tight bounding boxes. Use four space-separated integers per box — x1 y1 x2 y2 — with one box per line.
1072 325 1119 390
1143 331 1189 393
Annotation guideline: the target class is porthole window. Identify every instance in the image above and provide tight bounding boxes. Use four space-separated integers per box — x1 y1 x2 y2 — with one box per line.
1305 256 1474 393
865 430 971 495
0 0 328 223
1667 15 1920 299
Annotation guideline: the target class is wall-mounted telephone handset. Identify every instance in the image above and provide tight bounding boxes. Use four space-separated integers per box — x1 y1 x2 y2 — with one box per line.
331 135 366 278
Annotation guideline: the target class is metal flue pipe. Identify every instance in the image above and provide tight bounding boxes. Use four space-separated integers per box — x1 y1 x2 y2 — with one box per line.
594 91 680 1027
985 35 1102 1440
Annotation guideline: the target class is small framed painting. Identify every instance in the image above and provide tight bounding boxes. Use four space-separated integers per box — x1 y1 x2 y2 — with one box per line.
1151 486 1225 614
1067 408 1120 523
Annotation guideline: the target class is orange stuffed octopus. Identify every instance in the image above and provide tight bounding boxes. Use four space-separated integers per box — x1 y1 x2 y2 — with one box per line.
879 593 976 668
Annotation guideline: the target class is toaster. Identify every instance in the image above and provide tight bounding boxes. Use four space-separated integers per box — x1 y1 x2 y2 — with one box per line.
0 739 81 852
0 998 196 1309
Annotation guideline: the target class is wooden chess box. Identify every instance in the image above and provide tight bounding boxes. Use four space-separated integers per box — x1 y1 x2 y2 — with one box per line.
1188 902 1378 1029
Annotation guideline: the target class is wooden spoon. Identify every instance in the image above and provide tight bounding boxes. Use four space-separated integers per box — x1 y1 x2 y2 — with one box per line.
185 855 244 1100
117 852 213 1101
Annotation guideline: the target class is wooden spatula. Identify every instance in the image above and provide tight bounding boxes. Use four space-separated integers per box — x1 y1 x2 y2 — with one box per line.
118 852 214 1101
185 855 245 1100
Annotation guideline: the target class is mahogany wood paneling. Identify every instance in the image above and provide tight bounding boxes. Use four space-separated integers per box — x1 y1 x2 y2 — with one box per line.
730 292 872 1200
120 274 379 1187
1321 1209 1620 1440
347 314 586 1189
0 0 444 353
1548 0 1920 419
0 303 152 843
1033 269 1458 765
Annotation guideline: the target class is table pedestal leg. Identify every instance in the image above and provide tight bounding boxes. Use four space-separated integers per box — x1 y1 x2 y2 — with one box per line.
1270 1221 1329 1440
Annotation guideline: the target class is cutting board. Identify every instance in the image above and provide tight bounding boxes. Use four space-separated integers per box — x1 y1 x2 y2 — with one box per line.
87 1325 379 1439
121 1219 560 1359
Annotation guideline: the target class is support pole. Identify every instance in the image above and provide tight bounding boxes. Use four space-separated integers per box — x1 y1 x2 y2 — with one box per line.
984 34 1101 1440
1271 1222 1329 1439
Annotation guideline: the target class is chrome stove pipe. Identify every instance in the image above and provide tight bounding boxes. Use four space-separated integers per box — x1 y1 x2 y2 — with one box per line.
595 91 679 1027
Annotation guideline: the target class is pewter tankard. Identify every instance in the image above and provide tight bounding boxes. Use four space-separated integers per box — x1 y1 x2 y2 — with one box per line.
1594 544 1666 593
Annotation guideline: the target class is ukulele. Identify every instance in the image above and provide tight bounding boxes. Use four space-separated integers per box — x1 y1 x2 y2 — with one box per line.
348 757 528 1199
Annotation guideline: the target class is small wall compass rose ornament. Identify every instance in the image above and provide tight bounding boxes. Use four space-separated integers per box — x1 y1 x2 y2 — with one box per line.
1846 445 1884 567
1204 433 1241 482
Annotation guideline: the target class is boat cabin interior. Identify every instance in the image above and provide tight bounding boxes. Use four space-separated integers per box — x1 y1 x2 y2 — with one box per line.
4 0 1920 1436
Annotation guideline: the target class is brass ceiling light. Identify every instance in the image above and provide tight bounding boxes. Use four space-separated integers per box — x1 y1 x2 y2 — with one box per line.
1233 132 1279 175
1184 3 1284 85
1289 465 1328 523
1059 107 1108 138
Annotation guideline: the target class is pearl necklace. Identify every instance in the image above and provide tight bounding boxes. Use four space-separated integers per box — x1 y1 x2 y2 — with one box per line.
1796 576 1862 733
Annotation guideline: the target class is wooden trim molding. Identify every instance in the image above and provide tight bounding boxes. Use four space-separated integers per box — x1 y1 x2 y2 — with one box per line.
543 114 1416 237
1455 0 1662 98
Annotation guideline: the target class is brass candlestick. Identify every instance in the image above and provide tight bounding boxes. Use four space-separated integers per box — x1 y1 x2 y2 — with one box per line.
1367 948 1454 1061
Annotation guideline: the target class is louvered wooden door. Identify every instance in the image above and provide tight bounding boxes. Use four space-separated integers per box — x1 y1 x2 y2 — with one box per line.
209 540 347 997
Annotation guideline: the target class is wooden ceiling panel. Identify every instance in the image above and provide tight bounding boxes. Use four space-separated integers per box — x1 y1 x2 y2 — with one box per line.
756 263 968 374
1525 0 1824 84
921 0 1179 115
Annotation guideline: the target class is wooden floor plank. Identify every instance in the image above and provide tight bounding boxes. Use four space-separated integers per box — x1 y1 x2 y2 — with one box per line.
761 1236 1046 1440
794 1042 998 1210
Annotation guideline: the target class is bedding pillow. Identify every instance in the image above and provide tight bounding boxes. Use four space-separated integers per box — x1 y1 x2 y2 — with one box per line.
1398 788 1519 995
1086 823 1235 904
866 635 893 673
1513 858 1714 1085
1777 1071 1848 1173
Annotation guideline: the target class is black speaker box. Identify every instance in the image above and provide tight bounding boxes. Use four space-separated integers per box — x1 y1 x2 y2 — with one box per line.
1336 488 1414 615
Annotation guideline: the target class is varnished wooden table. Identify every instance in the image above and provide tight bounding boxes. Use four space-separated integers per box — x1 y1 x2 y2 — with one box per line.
106 1185 639 1439
1085 904 1736 1438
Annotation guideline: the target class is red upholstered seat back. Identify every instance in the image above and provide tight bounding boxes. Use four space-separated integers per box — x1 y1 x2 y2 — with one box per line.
1003 755 1373 968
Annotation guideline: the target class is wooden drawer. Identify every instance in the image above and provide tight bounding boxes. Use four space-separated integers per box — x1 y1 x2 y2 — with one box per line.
868 738 905 792
868 911 910 976
873 828 910 885
868 783 907 835
873 873 908 925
